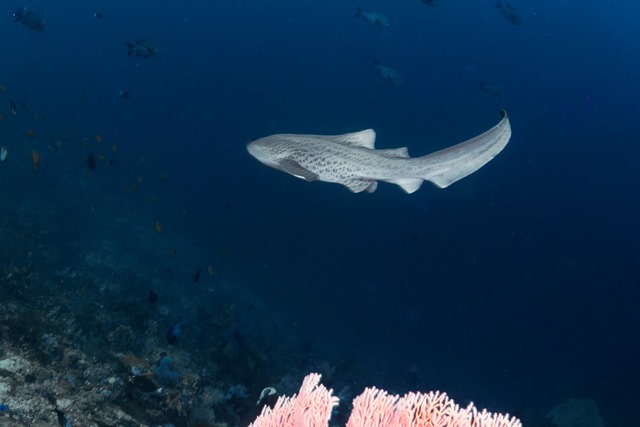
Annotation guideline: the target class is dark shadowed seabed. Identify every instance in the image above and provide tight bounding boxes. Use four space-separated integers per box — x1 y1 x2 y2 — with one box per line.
1 0 638 426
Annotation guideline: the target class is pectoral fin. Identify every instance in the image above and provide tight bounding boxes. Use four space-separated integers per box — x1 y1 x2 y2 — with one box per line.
279 159 319 182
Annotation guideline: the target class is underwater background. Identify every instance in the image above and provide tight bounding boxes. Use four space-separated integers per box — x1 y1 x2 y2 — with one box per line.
1 0 638 426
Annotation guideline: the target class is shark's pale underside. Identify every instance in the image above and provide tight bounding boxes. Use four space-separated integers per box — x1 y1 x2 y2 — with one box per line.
247 111 511 193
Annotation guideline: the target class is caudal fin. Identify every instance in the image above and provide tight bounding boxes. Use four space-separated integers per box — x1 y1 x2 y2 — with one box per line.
418 110 511 188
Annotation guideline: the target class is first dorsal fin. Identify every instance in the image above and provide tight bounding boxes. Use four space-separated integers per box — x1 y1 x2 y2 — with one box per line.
321 129 376 149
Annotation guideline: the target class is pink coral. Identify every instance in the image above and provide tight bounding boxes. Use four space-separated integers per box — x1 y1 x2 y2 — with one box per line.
249 373 339 427
249 373 522 427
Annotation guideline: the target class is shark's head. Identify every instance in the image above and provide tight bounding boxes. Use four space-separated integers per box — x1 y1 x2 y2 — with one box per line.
248 134 321 183
246 136 285 169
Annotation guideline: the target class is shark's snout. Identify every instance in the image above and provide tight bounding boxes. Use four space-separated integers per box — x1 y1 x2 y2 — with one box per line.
247 138 275 167
246 140 263 161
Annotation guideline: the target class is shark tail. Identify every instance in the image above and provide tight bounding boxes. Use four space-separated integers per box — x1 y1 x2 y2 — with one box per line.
413 110 511 190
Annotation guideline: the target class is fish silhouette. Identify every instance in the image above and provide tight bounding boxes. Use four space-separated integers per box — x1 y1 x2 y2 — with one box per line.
193 268 202 283
355 8 390 27
87 151 96 171
14 8 45 31
373 59 403 86
496 0 522 26
149 290 158 303
127 39 158 59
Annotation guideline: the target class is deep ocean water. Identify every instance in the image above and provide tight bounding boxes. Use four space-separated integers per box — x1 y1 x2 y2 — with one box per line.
1 1 638 426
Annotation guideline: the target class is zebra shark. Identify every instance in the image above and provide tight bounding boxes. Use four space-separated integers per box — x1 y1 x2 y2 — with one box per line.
246 111 511 194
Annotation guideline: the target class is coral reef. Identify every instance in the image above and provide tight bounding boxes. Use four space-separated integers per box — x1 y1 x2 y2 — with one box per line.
0 198 349 427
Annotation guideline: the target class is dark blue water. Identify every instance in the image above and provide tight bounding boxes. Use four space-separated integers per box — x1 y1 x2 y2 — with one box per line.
1 1 638 426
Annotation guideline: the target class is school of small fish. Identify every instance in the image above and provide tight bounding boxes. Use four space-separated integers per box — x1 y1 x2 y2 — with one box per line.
353 1 521 86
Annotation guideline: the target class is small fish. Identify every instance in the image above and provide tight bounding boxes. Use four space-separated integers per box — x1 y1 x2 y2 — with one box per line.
0 147 8 162
257 387 277 405
166 322 182 345
155 221 163 234
169 247 178 258
106 158 117 166
31 150 41 171
87 151 96 171
95 134 103 143
193 268 203 283
495 0 522 26
355 8 390 27
127 39 159 59
93 11 103 20
0 114 5 122
111 145 118 152
373 59 403 86
9 102 18 117
13 7 45 31
26 129 36 139
207 265 215 276
166 318 194 345
479 81 507 97
149 289 158 303
421 0 437 5
119 90 130 100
